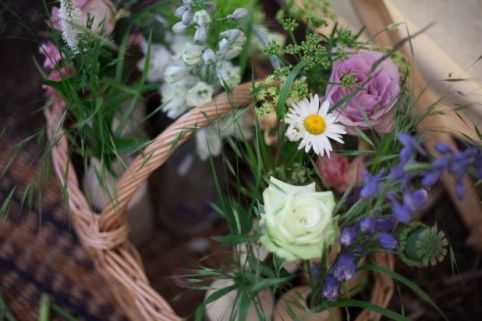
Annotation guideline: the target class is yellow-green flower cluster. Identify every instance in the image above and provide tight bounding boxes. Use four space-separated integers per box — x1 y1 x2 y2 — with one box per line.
254 75 309 118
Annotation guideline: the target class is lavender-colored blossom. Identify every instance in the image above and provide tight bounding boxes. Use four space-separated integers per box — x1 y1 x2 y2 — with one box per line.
322 274 339 301
359 217 375 234
360 169 385 199
332 253 357 281
422 156 450 186
340 225 357 246
389 197 411 223
374 216 396 232
435 143 452 154
377 233 397 250
403 189 427 211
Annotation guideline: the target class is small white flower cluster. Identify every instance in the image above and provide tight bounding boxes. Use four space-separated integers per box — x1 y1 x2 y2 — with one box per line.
137 0 251 159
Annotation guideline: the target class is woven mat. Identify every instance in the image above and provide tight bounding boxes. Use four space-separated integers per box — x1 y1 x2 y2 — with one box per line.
0 139 128 321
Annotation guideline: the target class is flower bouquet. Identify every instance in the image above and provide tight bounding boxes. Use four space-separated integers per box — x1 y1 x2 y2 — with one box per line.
40 0 482 320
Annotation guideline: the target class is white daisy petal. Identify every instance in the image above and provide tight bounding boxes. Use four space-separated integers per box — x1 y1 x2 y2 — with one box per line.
284 95 345 156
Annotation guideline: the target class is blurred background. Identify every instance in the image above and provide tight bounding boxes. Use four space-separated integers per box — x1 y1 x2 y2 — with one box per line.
0 0 481 320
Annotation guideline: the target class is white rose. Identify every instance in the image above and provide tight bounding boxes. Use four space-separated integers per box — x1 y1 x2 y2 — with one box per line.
259 177 338 261
182 43 204 65
216 61 241 89
186 82 214 107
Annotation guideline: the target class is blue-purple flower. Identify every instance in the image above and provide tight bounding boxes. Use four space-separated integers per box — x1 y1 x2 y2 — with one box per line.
377 233 397 250
340 225 357 246
360 169 385 199
321 274 340 301
332 253 357 281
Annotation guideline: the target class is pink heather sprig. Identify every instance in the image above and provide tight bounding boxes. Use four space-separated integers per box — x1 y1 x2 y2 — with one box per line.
39 42 63 69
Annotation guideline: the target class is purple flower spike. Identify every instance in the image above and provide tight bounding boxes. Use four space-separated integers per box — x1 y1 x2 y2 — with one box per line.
403 189 428 211
421 169 443 186
377 233 397 250
390 197 411 223
340 226 358 246
322 274 339 301
332 253 357 281
360 169 385 199
374 216 396 232
435 143 452 155
359 217 375 234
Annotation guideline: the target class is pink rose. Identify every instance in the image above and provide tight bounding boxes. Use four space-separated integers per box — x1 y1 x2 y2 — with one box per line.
325 51 400 134
317 153 365 193
39 41 62 69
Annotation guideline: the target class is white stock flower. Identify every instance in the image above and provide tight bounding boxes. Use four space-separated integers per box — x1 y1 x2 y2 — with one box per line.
182 43 204 65
196 126 223 160
160 76 197 118
186 82 214 107
285 95 346 157
164 63 190 83
216 61 241 89
137 43 172 82
192 10 211 27
217 29 246 60
259 177 338 261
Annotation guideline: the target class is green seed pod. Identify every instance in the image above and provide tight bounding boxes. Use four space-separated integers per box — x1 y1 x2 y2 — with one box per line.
399 223 448 267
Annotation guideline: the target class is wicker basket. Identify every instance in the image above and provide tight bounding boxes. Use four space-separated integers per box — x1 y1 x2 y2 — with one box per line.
45 83 395 321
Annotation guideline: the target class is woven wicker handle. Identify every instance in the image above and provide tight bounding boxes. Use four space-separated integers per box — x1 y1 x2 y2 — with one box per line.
100 82 252 227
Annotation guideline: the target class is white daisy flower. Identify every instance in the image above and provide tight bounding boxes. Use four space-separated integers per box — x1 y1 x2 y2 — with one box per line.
285 95 346 157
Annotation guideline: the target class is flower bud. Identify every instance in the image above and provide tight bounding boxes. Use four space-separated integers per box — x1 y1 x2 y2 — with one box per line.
194 26 207 43
193 10 211 27
202 48 216 64
172 21 188 33
227 8 248 20
181 10 193 25
175 5 189 17
182 43 204 65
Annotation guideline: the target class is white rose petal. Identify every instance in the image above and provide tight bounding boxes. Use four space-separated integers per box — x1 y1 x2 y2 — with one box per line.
259 177 337 261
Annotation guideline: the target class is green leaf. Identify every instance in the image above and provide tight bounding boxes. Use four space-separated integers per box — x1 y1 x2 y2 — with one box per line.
276 62 306 118
322 299 409 321
195 285 238 321
251 276 293 292
360 264 448 321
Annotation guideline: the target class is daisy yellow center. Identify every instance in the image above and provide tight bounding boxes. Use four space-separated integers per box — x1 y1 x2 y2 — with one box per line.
303 114 326 135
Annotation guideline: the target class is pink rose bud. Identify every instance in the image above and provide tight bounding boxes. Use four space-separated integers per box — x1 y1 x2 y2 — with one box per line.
326 50 400 134
317 153 365 193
